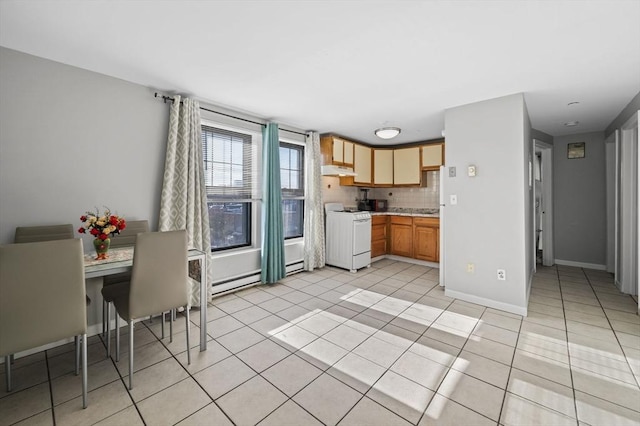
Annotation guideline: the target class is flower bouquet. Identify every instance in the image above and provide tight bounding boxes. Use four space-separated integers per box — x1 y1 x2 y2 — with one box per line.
78 208 126 259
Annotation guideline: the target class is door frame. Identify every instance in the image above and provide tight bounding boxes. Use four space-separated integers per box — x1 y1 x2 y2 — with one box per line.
616 111 639 297
533 139 554 266
605 130 618 274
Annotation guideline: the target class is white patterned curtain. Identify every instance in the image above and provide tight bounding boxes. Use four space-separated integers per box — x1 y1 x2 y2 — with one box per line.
304 132 325 271
158 95 211 306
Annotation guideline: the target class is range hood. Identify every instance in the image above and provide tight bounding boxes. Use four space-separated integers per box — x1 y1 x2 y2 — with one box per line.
321 165 357 177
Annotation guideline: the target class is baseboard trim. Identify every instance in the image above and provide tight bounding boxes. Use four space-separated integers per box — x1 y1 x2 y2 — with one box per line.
554 259 607 271
377 254 439 269
444 289 528 317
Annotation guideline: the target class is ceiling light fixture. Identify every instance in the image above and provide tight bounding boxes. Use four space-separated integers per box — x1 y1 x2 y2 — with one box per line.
375 127 401 139
564 121 580 127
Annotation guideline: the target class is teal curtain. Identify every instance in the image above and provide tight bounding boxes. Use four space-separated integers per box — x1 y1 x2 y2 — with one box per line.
261 122 286 283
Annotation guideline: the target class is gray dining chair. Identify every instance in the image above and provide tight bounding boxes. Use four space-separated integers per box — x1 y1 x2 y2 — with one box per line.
14 224 89 375
101 220 149 357
0 239 88 408
111 230 191 390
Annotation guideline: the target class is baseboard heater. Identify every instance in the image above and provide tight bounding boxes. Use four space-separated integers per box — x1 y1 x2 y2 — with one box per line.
211 261 304 298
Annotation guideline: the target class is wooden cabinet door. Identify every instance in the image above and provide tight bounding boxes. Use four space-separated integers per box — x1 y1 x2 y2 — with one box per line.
390 216 413 257
353 144 372 185
343 140 354 166
414 225 438 261
393 147 421 185
371 215 388 258
332 137 344 164
374 149 393 185
422 143 444 170
413 217 439 262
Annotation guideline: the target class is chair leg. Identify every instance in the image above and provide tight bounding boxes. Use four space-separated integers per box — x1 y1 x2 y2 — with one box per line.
105 302 112 358
5 355 11 392
169 311 174 343
185 306 191 365
81 333 88 409
128 321 134 390
102 299 107 337
161 311 165 340
115 313 120 362
74 336 80 375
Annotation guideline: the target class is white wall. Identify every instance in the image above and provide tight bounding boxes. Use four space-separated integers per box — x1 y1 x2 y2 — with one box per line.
443 93 531 315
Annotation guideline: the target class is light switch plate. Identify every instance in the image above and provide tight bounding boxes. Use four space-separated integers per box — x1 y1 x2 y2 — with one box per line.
450 195 458 205
468 165 477 177
449 167 456 177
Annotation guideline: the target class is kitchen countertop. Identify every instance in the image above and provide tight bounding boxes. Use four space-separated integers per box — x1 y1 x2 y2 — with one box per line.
345 207 440 218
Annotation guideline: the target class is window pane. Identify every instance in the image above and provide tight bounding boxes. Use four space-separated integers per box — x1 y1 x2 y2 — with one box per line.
232 139 244 165
231 165 243 187
290 171 299 190
208 202 251 250
280 170 290 189
202 125 255 251
280 147 290 168
282 199 304 239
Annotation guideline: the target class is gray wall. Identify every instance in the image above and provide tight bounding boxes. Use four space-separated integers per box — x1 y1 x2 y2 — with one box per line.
605 91 640 137
443 93 531 315
0 47 169 328
553 131 606 266
0 47 169 246
531 128 553 145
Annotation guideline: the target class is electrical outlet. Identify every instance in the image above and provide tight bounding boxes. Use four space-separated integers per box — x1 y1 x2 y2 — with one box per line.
467 263 475 273
497 269 506 280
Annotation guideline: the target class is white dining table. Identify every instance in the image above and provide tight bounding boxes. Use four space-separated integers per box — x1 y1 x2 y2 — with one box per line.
84 247 208 351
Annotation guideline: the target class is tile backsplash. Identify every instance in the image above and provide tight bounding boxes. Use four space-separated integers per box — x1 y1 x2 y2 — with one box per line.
320 171 440 209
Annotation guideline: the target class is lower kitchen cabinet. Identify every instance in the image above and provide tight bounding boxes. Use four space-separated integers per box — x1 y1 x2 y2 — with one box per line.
371 215 388 258
375 215 439 262
390 216 413 258
413 217 439 261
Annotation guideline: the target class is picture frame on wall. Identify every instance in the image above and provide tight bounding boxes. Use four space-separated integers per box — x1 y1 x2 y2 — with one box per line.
567 142 585 159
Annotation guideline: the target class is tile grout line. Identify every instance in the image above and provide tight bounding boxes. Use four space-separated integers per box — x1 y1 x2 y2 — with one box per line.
559 266 582 425
496 307 525 426
45 348 57 426
582 271 640 391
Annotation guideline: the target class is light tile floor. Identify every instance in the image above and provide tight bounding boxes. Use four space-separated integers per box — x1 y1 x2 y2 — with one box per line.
1 260 639 425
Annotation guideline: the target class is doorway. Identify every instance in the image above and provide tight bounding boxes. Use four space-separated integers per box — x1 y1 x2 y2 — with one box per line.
533 140 554 267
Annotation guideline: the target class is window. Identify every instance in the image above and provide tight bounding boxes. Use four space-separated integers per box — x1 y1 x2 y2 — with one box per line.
280 142 305 239
202 125 255 251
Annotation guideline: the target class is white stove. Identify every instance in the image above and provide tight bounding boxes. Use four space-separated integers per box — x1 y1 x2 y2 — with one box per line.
325 203 372 272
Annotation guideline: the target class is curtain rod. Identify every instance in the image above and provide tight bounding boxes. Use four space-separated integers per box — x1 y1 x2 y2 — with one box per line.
154 93 308 136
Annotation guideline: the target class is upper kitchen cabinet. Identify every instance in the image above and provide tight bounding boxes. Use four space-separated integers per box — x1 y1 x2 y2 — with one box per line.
393 147 421 185
320 135 353 166
340 143 372 186
421 141 444 170
373 149 394 186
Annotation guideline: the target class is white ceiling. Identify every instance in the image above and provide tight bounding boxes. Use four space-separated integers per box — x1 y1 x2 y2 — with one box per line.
1 1 639 145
